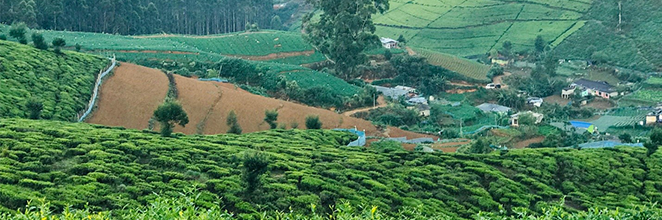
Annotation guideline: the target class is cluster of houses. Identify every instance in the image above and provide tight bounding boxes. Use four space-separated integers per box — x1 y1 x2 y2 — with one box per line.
373 85 431 116
646 107 662 126
562 78 623 100
475 103 544 127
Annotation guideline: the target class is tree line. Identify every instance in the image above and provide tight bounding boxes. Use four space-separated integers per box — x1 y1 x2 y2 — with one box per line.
0 0 280 35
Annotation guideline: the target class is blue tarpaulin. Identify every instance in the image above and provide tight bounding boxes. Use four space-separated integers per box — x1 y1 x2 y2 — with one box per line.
570 121 592 128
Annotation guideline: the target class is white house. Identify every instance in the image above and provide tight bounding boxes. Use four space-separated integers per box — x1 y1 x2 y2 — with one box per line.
510 111 544 127
380 37 398 49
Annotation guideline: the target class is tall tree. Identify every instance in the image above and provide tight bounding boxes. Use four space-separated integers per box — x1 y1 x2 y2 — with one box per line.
153 101 189 137
227 110 242 134
52 37 66 53
264 109 279 129
31 32 48 50
534 35 546 54
270 15 282 30
9 22 28 44
303 0 389 80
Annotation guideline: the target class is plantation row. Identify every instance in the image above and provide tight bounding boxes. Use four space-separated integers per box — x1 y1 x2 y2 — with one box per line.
414 48 491 80
0 40 109 121
0 25 326 65
0 119 661 219
373 0 591 57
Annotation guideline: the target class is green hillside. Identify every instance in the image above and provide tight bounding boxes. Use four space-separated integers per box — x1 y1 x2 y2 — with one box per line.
0 119 661 218
0 40 109 121
0 25 326 65
555 1 662 71
374 0 590 57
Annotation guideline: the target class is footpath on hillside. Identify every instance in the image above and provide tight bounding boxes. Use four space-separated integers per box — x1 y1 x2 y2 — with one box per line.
343 96 387 116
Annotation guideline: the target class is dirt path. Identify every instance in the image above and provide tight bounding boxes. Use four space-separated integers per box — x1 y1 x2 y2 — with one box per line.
492 71 512 88
406 46 417 56
234 49 315 61
512 136 545 149
86 62 169 129
343 96 386 116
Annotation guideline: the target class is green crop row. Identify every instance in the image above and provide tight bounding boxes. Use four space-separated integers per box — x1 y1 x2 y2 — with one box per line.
414 48 491 80
0 40 109 121
0 118 661 219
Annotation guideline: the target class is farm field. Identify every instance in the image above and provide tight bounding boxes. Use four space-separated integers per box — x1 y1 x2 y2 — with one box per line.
88 62 432 138
2 119 661 218
0 40 109 121
373 0 592 57
414 48 491 80
620 89 662 106
0 25 326 65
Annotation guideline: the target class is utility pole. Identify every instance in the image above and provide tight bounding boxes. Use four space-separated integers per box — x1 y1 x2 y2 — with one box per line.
617 1 622 32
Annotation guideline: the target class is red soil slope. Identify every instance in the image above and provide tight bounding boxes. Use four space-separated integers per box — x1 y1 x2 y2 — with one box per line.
87 63 169 129
89 62 433 139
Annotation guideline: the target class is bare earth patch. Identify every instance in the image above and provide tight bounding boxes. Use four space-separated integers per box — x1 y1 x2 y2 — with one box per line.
90 63 433 139
87 62 169 129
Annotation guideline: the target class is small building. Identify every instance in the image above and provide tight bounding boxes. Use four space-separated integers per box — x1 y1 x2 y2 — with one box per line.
408 104 431 117
406 97 428 105
273 3 287 10
570 79 618 99
373 85 413 100
510 111 544 127
476 103 511 114
491 57 510 66
527 97 544 107
646 109 662 126
380 37 398 49
561 86 575 99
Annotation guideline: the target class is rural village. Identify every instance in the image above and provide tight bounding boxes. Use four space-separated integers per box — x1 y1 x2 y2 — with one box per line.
1 0 662 219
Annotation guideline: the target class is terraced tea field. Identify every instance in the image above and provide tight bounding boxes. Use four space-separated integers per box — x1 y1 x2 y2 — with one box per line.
8 25 327 65
374 0 591 57
414 48 491 80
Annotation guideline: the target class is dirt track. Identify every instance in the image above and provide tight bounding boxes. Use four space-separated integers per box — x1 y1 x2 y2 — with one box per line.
89 63 434 139
342 96 386 116
86 63 169 129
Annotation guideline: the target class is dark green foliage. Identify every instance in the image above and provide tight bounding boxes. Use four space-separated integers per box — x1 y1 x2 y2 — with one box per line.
619 133 633 143
25 98 43 119
242 151 270 196
303 0 388 80
305 115 322 129
52 37 66 53
75 43 81 52
264 109 279 129
0 34 7 40
487 65 504 79
227 110 242 134
153 101 189 137
397 34 406 45
468 138 493 154
0 119 660 218
30 32 47 50
646 129 662 156
534 35 545 54
9 23 27 44
361 105 420 127
501 41 512 57
371 140 404 152
0 40 108 121
497 90 525 110
270 15 282 30
383 49 392 60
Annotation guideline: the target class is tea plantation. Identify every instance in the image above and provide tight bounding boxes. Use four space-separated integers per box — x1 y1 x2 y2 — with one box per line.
373 0 590 57
0 119 661 219
0 40 109 121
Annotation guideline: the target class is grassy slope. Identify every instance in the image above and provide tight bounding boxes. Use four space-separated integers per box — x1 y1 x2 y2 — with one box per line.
414 48 491 80
1 119 661 218
374 0 590 57
0 25 326 65
555 0 662 71
0 40 108 121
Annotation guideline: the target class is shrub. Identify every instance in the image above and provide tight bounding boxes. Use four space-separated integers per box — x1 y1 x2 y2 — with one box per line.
305 115 322 129
31 33 48 50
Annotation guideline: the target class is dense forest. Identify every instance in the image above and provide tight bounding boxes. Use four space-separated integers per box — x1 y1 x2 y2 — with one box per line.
0 0 281 35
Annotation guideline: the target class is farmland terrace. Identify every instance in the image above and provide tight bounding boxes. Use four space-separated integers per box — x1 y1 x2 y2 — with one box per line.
374 0 591 57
